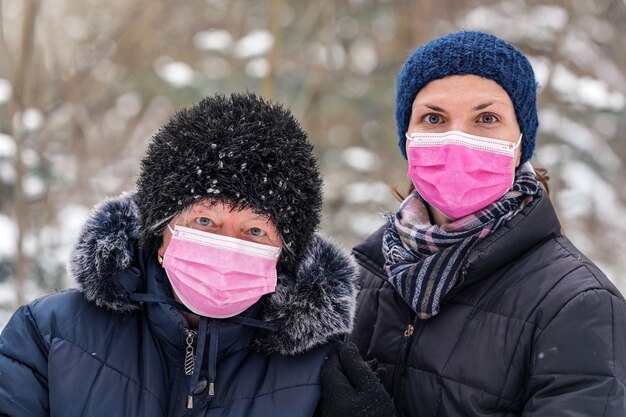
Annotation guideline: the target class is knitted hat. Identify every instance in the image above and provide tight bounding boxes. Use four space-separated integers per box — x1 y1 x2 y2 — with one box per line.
136 92 323 275
395 31 538 164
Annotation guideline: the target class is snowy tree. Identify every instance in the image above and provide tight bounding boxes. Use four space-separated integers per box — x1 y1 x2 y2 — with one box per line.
1 0 625 329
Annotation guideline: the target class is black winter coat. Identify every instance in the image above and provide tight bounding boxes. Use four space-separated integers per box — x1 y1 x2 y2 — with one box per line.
0 194 357 417
349 191 626 416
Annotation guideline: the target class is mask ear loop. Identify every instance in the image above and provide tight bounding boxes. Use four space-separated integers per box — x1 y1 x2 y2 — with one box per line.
159 221 179 265
512 133 525 176
512 133 523 150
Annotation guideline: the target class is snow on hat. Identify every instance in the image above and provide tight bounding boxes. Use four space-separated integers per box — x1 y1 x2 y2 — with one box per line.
136 92 322 274
395 30 538 164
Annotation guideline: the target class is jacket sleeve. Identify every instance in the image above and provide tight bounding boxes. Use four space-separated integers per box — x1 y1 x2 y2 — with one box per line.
523 288 626 416
0 304 50 416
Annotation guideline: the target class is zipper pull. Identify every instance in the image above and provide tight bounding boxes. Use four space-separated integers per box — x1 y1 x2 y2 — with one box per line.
404 324 414 337
184 330 197 376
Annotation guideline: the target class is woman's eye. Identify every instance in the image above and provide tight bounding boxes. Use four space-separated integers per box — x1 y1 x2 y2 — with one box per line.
248 227 266 237
195 217 213 227
479 113 498 123
424 113 443 124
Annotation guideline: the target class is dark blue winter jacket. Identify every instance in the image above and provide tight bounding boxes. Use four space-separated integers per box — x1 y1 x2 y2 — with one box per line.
0 193 358 417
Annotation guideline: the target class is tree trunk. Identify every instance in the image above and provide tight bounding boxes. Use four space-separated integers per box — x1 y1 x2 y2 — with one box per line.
10 0 41 307
261 0 285 100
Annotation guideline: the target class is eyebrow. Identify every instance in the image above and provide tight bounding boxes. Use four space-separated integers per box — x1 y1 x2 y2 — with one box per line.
414 101 507 112
473 101 496 111
197 201 218 209
250 215 272 223
416 104 446 112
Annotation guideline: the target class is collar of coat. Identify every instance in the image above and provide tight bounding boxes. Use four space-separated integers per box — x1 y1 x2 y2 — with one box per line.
68 192 357 356
354 189 562 290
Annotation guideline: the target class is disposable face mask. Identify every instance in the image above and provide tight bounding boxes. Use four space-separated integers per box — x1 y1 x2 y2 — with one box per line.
406 130 522 220
162 225 281 318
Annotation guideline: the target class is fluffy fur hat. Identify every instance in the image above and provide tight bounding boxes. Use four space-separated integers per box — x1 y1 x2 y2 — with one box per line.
395 31 538 164
136 93 323 274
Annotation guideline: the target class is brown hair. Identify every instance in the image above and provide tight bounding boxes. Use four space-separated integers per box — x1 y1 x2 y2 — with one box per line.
392 166 551 202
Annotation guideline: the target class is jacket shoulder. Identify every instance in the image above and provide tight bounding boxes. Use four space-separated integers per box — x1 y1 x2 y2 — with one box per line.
528 234 626 325
26 289 91 325
15 289 132 343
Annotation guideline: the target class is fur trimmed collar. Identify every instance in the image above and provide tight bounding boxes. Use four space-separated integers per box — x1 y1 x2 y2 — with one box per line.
68 193 357 356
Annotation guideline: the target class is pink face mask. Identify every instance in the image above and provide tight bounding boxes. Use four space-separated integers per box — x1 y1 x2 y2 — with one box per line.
162 225 281 318
406 130 522 220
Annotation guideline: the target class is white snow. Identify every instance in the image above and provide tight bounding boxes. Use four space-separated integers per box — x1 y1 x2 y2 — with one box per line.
194 29 233 52
0 79 12 104
350 41 378 74
0 282 16 312
308 42 347 71
529 5 568 31
21 108 45 132
559 160 624 220
324 43 347 71
0 215 16 258
526 56 552 90
539 108 621 170
344 181 391 204
552 64 624 111
535 143 571 167
0 133 15 157
349 212 386 236
155 59 196 87
462 7 500 32
0 279 48 332
89 167 127 194
115 92 142 119
0 162 15 183
462 5 567 44
233 30 274 59
245 58 269 78
40 204 90 269
23 174 46 199
341 146 380 172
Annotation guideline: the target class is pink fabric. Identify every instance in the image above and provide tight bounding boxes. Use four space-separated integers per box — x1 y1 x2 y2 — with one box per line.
163 226 280 318
406 131 520 220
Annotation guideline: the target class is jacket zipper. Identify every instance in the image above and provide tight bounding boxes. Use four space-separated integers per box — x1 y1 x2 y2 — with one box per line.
184 330 197 376
184 329 198 409
391 317 416 408
353 249 418 410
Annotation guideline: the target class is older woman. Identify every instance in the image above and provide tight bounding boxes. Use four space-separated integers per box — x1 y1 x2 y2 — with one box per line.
346 31 626 416
0 93 364 416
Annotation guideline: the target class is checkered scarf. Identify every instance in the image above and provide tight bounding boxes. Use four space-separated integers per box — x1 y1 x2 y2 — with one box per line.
382 162 539 319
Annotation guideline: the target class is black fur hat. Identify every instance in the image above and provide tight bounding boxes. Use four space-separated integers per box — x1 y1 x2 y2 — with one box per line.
136 92 322 274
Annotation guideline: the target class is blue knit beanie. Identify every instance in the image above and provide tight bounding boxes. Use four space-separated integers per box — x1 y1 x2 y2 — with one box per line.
396 31 538 163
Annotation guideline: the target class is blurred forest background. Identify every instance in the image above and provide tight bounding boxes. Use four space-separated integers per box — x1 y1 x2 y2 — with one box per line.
1 0 626 328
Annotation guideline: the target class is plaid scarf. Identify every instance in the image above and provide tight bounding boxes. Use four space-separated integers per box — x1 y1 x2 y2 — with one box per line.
382 162 539 319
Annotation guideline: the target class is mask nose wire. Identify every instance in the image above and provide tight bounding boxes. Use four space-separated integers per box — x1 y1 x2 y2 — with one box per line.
406 131 524 151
